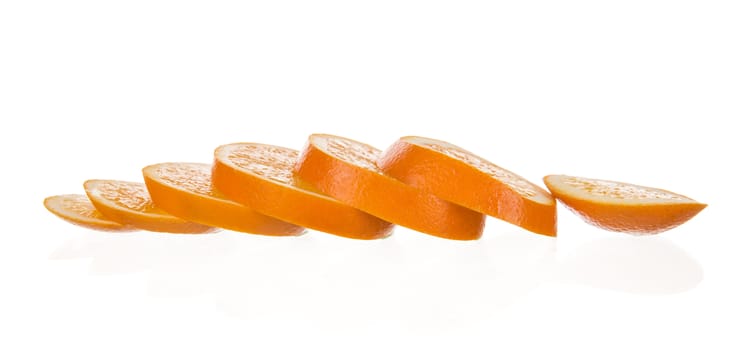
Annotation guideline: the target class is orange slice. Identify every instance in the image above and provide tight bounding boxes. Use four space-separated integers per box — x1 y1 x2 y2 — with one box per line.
142 162 304 236
43 194 137 232
378 136 556 236
84 179 217 234
293 134 486 240
211 143 394 239
543 174 707 234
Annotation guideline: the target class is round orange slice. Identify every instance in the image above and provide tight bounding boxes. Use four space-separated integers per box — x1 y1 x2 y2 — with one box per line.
543 174 707 234
142 162 304 236
43 194 137 232
378 136 557 236
211 143 394 240
84 179 217 234
293 134 486 240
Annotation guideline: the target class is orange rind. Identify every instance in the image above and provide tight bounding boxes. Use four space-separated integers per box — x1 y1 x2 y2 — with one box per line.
212 142 394 239
143 162 304 236
378 136 556 236
43 194 137 232
84 179 217 233
543 174 706 234
294 134 485 240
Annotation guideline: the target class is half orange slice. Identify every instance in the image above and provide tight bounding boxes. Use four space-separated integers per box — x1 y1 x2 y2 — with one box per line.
294 134 486 240
543 174 707 234
84 179 217 233
212 143 394 239
378 136 556 236
143 162 304 236
44 194 137 232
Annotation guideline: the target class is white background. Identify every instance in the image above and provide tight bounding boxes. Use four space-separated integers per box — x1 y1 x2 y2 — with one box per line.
1 1 731 349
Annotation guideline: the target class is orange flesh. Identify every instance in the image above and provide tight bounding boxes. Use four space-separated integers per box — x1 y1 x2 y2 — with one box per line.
543 174 707 234
43 194 137 232
294 134 486 240
84 179 217 233
142 162 304 236
211 143 394 240
378 136 557 236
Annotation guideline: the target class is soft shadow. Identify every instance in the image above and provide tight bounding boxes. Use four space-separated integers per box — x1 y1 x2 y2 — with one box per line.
49 231 237 280
49 229 557 333
50 232 164 275
556 236 703 295
48 230 703 332
178 230 557 333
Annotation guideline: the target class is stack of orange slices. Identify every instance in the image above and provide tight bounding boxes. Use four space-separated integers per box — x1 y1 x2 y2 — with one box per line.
44 134 707 239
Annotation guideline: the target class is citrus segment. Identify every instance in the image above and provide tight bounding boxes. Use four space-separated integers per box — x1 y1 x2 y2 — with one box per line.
294 134 486 240
43 194 137 232
378 136 557 236
211 143 394 240
142 162 304 236
543 174 707 234
84 179 217 233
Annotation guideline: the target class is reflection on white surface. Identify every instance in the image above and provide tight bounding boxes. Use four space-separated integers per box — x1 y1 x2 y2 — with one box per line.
49 230 702 331
50 232 163 275
557 236 703 295
210 231 556 332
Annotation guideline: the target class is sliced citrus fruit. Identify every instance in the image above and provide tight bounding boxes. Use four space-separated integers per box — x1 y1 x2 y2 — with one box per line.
211 143 394 240
293 134 486 240
84 179 217 233
142 162 304 236
543 174 707 234
44 194 137 232
378 136 556 236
